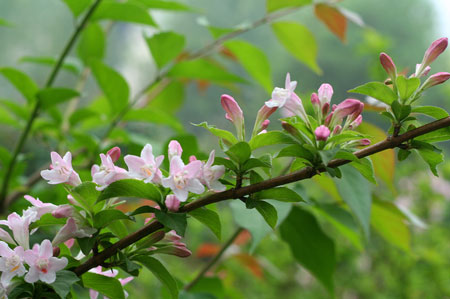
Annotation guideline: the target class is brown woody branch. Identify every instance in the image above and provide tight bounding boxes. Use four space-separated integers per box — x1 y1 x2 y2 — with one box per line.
72 116 450 276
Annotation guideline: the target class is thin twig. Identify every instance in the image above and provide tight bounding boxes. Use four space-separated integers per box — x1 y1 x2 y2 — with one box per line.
184 227 244 291
72 116 450 276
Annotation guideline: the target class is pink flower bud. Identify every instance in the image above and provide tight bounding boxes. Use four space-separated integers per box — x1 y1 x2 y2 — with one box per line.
281 121 299 138
318 83 333 106
261 120 270 131
64 238 75 249
221 94 245 140
422 72 450 90
379 53 397 79
333 125 342 135
422 37 448 67
322 102 330 116
168 140 183 160
53 247 60 257
349 115 363 130
315 125 330 141
107 147 121 163
330 99 364 127
311 92 320 107
52 205 74 218
165 195 181 212
147 230 166 245
415 64 431 77
253 105 276 136
189 155 197 163
257 129 267 135
359 139 371 146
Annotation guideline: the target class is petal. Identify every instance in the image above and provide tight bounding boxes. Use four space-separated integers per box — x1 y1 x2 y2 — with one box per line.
0 241 12 257
124 155 144 174
187 179 205 195
49 257 68 272
50 152 63 166
40 170 68 184
0 228 15 245
40 239 53 259
172 189 188 202
206 150 215 168
24 267 40 283
141 144 155 164
90 289 99 299
40 271 57 284
170 156 184 174
184 160 203 178
155 155 164 168
62 152 73 167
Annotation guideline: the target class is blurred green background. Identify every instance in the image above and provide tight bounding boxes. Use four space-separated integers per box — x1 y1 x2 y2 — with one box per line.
1 0 450 298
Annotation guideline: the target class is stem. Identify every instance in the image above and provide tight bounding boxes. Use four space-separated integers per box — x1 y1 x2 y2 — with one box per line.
72 116 450 276
0 0 103 208
184 227 244 291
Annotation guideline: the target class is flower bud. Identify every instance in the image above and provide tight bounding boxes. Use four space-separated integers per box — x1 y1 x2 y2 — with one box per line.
221 94 245 140
168 140 183 160
165 195 181 212
422 72 450 90
422 37 448 67
349 115 363 130
359 139 371 146
415 64 431 77
107 147 121 163
333 125 342 135
315 125 330 141
189 155 197 163
311 92 320 107
53 247 60 257
253 105 276 136
281 121 300 139
261 120 270 131
379 52 397 79
52 205 74 218
318 83 333 106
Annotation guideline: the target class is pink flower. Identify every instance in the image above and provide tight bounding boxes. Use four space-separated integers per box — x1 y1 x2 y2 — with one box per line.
221 94 245 140
165 195 181 212
422 72 450 90
51 205 74 218
265 73 297 108
422 37 448 68
200 150 226 192
329 99 364 128
379 53 397 79
24 195 57 220
107 147 121 163
0 212 34 250
0 228 14 245
283 92 309 124
24 239 68 284
168 140 183 161
0 241 26 284
41 152 81 186
161 157 204 202
52 218 94 246
315 125 330 141
124 144 164 184
91 153 129 191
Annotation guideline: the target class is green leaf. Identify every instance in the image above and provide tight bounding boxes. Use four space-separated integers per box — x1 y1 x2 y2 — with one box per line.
254 187 303 202
396 75 420 102
8 283 33 299
134 256 178 299
225 142 251 165
62 0 93 16
412 106 449 119
371 199 411 252
391 100 411 121
93 209 134 229
230 200 291 252
412 140 443 176
397 148 411 161
241 157 271 172
254 200 277 229
93 1 157 27
30 213 66 229
350 157 376 184
50 270 80 298
194 122 238 145
77 22 105 66
225 40 273 94
0 18 11 27
91 60 129 114
0 68 38 103
335 165 372 238
348 82 397 105
82 272 125 299
154 210 187 236
20 56 81 74
415 127 450 143
131 0 192 11
267 0 312 12
97 179 162 202
146 31 185 68
168 59 245 83
280 206 335 293
271 21 321 74
249 131 296 150
148 81 184 114
311 204 363 251
189 208 222 240
277 143 314 161
71 182 101 212
37 88 79 108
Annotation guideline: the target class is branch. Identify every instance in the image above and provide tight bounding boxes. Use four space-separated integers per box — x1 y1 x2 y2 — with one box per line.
73 116 450 276
0 0 103 209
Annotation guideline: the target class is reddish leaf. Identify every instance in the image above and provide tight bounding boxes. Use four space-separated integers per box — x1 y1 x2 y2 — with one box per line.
196 79 211 93
232 253 264 279
233 229 251 245
196 243 221 258
314 4 347 43
219 47 238 61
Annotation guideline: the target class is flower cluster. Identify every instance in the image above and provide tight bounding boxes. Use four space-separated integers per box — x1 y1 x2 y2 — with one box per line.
42 141 226 203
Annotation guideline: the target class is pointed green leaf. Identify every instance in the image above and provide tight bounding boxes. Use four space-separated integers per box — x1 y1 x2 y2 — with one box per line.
146 31 185 68
189 208 221 240
349 81 397 105
20 56 81 74
50 270 80 299
97 179 162 202
168 59 245 83
412 140 443 176
93 209 134 229
0 68 38 103
249 131 296 150
267 0 312 12
280 206 335 293
271 21 321 74
254 187 303 202
396 75 420 102
225 40 273 94
194 122 238 145
37 88 79 108
412 106 449 119
93 1 157 27
77 22 105 66
254 200 277 229
82 273 125 299
61 0 93 17
225 142 251 165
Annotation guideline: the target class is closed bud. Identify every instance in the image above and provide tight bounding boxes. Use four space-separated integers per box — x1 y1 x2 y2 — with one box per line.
52 205 74 218
53 247 60 257
422 37 448 67
379 52 397 79
311 92 320 107
359 139 371 146
165 195 181 212
221 94 245 140
333 125 342 135
107 147 121 163
315 125 331 141
422 72 450 90
168 140 183 160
